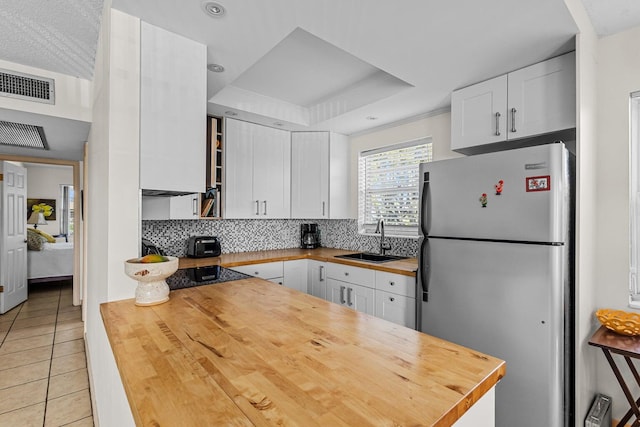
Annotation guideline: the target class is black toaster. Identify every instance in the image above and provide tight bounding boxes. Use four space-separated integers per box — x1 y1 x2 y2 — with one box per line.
186 236 221 258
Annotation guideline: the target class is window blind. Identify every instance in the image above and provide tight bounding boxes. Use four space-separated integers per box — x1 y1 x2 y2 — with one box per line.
630 92 640 309
358 139 432 237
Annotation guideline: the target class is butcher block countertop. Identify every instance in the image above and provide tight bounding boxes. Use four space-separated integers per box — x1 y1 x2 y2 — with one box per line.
178 247 418 276
101 278 505 426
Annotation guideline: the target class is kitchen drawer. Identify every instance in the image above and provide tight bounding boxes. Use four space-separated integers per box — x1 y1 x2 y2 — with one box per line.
326 263 375 288
374 290 416 329
231 262 283 280
375 272 416 298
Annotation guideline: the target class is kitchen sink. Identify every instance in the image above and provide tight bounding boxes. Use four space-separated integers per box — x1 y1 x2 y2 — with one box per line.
334 252 408 263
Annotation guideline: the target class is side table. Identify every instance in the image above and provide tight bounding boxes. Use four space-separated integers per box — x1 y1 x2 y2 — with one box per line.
589 325 640 427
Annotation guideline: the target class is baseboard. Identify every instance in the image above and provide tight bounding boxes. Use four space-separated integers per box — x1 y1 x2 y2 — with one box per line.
84 332 100 427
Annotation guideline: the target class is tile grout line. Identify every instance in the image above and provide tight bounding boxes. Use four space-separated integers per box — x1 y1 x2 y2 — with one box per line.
41 282 62 427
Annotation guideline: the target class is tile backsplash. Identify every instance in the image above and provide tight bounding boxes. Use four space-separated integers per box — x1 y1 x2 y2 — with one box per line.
142 218 419 258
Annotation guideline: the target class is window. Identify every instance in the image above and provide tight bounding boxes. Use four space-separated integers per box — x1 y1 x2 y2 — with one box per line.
630 92 640 308
60 185 74 237
358 138 432 237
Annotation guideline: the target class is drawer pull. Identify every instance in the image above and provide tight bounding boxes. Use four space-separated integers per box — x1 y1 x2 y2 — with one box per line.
389 297 395 302
389 281 395 286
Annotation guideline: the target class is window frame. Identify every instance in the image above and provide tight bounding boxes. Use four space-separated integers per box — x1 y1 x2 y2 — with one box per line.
358 137 433 238
630 91 640 308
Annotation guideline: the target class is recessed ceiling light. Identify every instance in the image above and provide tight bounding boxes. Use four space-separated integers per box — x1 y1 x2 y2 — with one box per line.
207 64 225 73
224 110 237 116
202 1 225 17
366 116 378 120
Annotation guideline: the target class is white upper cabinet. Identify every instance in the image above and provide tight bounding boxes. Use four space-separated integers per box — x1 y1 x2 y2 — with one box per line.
291 132 350 219
291 132 329 219
224 119 291 218
141 193 199 220
451 51 575 154
139 22 206 194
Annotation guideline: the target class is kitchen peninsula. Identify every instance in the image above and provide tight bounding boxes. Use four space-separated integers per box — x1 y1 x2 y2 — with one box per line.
101 250 506 426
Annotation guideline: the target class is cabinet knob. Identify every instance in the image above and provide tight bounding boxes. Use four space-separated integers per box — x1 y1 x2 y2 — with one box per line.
389 281 395 286
344 272 349 276
389 297 395 302
254 272 259 275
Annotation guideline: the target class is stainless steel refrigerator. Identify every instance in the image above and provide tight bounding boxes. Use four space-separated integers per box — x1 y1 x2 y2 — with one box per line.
417 142 574 427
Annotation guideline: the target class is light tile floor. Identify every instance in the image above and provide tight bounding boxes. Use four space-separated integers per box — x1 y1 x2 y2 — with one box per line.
0 280 93 426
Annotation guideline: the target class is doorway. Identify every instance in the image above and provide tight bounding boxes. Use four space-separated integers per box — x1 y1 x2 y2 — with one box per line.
0 154 82 307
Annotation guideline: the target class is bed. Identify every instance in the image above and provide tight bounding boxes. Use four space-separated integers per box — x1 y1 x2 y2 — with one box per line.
27 231 73 283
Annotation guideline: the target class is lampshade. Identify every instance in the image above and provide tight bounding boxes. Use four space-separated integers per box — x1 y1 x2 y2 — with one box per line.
27 211 47 229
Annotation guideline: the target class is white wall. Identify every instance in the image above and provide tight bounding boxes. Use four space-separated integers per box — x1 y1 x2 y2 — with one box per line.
593 25 640 419
563 1 601 424
348 111 461 217
25 164 72 237
0 59 92 123
84 4 139 426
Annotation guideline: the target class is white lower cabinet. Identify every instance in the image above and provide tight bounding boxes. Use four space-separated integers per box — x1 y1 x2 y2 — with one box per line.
326 279 375 315
231 262 283 283
283 260 308 293
308 260 327 299
325 263 375 315
374 290 416 329
374 271 416 329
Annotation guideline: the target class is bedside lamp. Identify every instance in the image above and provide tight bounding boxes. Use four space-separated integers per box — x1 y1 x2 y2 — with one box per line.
27 211 47 229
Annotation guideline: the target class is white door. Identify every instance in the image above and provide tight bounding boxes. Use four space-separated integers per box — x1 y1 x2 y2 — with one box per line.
507 52 576 139
375 290 415 328
347 283 375 315
224 118 255 218
1 162 28 314
326 279 347 306
253 125 291 218
291 132 329 219
308 261 327 299
169 194 199 219
451 75 507 151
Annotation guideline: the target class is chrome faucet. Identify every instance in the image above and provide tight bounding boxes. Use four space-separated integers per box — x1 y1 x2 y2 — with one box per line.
375 218 392 255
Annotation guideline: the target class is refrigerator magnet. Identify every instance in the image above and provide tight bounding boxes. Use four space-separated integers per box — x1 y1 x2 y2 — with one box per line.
526 175 551 192
495 180 504 195
479 193 488 207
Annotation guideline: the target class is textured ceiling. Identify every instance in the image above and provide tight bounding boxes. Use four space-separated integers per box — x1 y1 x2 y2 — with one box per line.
0 0 639 160
0 0 103 79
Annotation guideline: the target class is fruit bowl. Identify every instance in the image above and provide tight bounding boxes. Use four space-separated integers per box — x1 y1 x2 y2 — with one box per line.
124 255 179 306
596 308 640 336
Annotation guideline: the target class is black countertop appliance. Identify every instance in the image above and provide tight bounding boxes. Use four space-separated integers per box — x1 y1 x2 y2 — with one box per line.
166 265 251 290
301 223 320 249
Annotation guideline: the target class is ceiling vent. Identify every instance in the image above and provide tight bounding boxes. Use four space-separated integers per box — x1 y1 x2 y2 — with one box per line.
0 69 55 104
0 121 49 150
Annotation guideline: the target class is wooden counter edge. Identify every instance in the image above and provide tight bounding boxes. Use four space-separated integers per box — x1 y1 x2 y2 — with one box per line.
437 361 506 426
179 248 418 277
99 303 144 426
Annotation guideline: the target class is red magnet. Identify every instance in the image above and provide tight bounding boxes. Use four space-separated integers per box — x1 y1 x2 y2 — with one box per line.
495 180 504 195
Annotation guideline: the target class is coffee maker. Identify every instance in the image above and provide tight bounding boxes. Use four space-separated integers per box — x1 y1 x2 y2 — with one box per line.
300 223 320 249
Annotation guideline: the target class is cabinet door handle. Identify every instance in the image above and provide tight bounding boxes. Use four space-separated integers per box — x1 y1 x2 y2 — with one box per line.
319 265 325 282
322 201 326 216
344 272 349 277
510 108 517 133
263 200 267 215
389 297 395 302
494 112 501 136
340 286 346 304
389 281 395 286
347 287 353 306
255 200 260 215
193 197 198 216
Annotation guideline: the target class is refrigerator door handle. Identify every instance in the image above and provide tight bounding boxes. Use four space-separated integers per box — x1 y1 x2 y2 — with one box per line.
418 238 429 301
420 177 430 236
